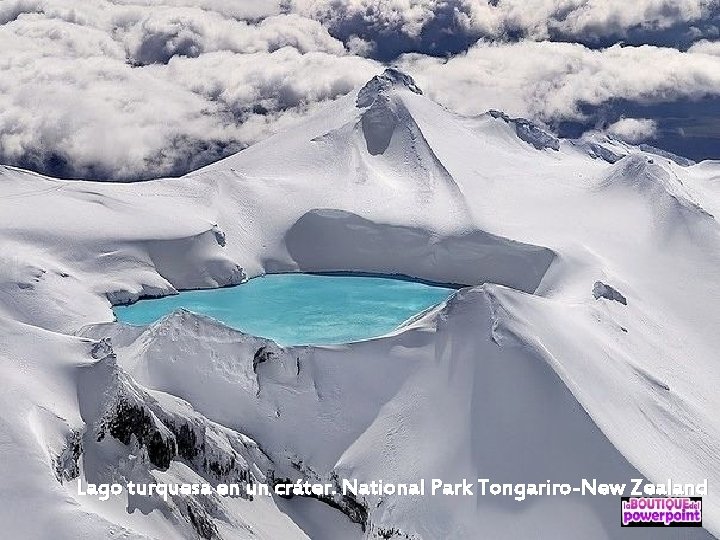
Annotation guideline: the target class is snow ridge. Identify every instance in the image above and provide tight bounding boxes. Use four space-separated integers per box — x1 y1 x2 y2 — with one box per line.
488 110 560 151
356 68 423 109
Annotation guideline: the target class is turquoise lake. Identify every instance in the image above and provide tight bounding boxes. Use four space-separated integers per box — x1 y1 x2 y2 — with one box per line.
114 274 455 346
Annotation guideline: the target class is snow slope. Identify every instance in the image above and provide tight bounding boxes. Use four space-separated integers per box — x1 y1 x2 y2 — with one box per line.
1 68 720 538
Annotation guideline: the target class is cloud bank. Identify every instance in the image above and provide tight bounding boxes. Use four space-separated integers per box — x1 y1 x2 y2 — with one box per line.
400 40 720 122
0 2 380 179
455 0 718 41
1 0 720 179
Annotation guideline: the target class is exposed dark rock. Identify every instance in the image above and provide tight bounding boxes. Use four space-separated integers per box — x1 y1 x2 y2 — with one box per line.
161 417 256 495
167 421 200 461
326 490 369 532
53 430 82 483
91 337 113 359
581 141 624 163
272 474 369 532
378 527 400 539
489 110 560 151
253 346 275 372
105 399 176 470
211 225 226 247
206 455 244 481
592 281 628 305
327 472 369 529
368 522 417 539
356 68 422 109
186 500 219 540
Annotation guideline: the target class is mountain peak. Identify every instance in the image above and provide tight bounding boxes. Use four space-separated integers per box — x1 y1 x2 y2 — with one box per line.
356 68 422 108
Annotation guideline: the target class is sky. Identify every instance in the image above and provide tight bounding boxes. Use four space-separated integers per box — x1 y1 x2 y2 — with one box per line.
1 0 719 180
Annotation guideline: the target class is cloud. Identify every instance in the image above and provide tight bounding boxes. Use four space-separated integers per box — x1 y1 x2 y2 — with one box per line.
605 118 658 142
291 0 445 37
455 0 718 41
289 0 720 54
0 2 380 180
2 1 720 179
121 12 347 65
399 40 720 122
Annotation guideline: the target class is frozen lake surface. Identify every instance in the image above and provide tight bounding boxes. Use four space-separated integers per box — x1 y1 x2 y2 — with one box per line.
114 273 455 345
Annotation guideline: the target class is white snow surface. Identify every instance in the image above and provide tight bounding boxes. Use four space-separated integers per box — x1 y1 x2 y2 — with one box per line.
1 69 719 539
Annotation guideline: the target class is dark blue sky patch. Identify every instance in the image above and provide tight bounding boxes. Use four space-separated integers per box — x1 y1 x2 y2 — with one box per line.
557 96 720 162
319 2 720 61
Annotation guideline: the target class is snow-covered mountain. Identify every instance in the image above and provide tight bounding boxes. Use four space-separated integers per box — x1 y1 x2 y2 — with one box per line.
1 68 719 539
